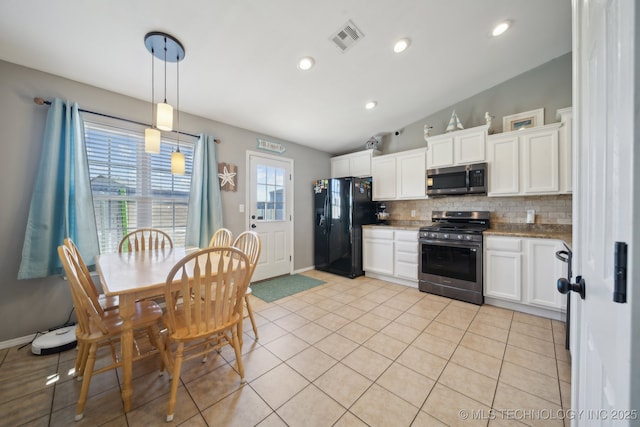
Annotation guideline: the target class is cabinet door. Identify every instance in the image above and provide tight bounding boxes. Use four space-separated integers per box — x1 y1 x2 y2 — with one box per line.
485 250 522 302
454 130 485 164
427 137 454 168
349 151 372 177
525 239 566 310
331 156 350 178
487 134 519 196
396 149 426 199
557 108 573 193
363 230 394 275
521 129 559 194
371 156 397 200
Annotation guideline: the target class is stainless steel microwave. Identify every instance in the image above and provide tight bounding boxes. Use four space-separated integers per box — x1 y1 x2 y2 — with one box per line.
426 162 487 196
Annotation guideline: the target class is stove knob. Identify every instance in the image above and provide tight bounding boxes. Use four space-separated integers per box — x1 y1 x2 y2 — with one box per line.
443 233 449 239
457 234 464 240
466 235 473 241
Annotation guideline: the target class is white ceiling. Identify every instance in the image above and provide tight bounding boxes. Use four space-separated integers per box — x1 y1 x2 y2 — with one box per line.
0 0 571 154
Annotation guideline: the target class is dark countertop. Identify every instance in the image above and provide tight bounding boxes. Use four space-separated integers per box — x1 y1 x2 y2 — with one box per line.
484 223 572 248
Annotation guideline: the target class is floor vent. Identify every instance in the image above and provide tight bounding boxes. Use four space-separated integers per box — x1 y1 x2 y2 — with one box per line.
330 20 364 53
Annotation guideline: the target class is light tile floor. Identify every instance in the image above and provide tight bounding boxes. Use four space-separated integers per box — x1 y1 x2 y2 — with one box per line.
0 271 571 426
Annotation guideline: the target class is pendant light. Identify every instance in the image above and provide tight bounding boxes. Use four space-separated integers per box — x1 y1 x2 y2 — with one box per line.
171 55 185 175
144 32 184 132
144 46 161 153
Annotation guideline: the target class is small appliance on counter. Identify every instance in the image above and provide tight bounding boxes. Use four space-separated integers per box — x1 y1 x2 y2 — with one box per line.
376 203 390 225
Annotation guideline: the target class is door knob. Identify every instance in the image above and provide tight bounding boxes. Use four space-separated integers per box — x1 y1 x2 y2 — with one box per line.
557 275 586 300
251 224 257 229
251 215 256 220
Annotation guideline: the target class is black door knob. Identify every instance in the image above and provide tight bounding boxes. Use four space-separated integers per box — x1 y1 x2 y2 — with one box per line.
557 275 586 300
251 224 257 229
251 215 256 220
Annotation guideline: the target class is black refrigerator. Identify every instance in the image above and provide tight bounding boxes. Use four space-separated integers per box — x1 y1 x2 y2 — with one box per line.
313 177 377 278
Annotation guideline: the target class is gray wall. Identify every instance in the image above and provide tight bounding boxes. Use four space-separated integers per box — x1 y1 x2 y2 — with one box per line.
382 53 572 154
0 59 330 343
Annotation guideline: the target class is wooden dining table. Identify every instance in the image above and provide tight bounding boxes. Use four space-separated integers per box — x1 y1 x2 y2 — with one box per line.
95 246 201 412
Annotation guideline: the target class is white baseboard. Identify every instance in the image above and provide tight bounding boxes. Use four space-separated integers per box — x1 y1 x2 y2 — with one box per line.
0 334 37 350
484 297 566 321
293 266 314 274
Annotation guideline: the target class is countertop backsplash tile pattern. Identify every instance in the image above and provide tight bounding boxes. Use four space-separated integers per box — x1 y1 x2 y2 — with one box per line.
385 194 572 226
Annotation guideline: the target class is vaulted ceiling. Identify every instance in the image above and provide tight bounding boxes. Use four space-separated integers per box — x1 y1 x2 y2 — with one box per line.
0 0 571 154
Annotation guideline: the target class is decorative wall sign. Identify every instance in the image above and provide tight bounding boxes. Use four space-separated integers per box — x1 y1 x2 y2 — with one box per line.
503 108 544 132
257 138 286 154
218 163 237 192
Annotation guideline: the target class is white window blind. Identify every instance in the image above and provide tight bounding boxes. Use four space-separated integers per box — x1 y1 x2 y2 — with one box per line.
84 121 194 253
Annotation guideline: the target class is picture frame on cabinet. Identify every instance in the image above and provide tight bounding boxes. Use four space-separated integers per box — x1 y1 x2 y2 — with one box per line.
503 108 544 132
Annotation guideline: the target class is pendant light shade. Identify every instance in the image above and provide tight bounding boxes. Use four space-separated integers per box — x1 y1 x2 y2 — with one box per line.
156 102 173 131
145 128 161 153
171 149 185 175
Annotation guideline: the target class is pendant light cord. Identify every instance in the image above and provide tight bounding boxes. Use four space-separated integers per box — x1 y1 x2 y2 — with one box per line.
163 37 168 104
151 48 155 126
176 55 180 153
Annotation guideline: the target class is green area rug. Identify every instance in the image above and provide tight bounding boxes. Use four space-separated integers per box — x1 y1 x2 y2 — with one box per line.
250 274 326 303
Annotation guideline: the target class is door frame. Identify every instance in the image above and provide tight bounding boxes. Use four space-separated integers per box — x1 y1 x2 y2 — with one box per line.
245 150 294 277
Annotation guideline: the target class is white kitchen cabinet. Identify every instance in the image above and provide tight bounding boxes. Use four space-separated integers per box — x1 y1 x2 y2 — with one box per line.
330 150 378 178
394 230 419 280
362 228 394 276
526 239 565 309
363 227 419 287
426 125 488 169
485 237 522 302
484 235 567 316
487 123 562 196
371 148 427 201
371 155 397 200
556 107 572 193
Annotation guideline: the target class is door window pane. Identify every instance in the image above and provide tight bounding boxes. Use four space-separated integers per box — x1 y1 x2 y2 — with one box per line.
255 164 286 221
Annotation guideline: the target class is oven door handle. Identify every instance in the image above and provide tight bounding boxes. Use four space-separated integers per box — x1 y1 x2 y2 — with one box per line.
419 239 482 249
465 169 470 191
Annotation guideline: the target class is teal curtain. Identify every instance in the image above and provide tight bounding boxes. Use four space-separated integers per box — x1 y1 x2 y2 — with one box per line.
18 98 99 279
186 134 223 248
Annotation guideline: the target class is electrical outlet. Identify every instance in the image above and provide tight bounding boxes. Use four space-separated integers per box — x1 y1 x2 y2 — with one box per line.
411 210 416 218
526 209 535 224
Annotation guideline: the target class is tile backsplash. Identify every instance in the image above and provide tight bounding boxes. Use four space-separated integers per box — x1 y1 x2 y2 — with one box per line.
385 194 572 225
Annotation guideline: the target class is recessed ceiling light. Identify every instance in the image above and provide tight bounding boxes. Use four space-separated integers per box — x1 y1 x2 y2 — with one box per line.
297 56 315 71
365 101 377 110
393 38 411 53
492 21 510 37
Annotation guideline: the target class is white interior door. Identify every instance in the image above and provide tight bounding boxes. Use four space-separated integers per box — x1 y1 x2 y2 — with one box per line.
572 0 637 422
247 151 293 281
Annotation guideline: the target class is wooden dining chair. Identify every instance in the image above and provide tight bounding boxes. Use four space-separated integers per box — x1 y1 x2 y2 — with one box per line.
163 246 251 422
58 245 170 421
64 238 119 312
232 231 262 341
118 228 173 253
208 227 233 247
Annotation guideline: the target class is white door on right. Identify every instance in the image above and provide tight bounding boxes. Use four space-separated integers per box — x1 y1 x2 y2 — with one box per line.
572 0 638 423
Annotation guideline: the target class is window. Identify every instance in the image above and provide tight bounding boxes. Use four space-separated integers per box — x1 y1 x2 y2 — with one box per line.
84 121 194 253
254 164 285 221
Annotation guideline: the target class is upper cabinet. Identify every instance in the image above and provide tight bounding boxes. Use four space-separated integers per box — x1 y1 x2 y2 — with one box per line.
487 108 571 197
371 147 427 201
330 150 379 178
426 125 488 169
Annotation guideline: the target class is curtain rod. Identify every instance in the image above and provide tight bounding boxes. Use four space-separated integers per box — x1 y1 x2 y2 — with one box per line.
33 97 220 144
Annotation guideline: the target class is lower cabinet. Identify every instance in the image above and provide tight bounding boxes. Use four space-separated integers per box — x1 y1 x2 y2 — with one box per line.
484 235 567 317
363 227 418 287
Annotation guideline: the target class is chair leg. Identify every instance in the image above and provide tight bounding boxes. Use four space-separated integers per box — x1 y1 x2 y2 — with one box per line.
74 342 89 380
147 325 170 376
245 294 259 340
231 328 245 383
166 342 184 422
75 343 97 421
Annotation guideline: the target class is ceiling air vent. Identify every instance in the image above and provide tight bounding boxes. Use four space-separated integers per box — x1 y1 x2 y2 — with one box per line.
330 20 364 53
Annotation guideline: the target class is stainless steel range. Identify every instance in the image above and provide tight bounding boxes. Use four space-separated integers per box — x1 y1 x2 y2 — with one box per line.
418 211 490 305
